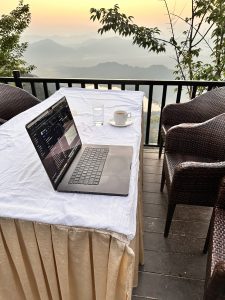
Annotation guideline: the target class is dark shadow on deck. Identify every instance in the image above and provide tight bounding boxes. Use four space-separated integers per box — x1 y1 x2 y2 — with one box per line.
132 148 211 300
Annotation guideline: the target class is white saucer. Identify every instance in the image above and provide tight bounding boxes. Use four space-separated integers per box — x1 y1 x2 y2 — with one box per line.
109 119 133 127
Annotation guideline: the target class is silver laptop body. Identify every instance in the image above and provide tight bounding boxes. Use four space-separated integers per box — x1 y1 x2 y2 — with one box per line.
26 97 133 196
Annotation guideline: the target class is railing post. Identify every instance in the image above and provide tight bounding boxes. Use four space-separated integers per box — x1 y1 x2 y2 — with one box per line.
157 84 168 145
13 70 23 88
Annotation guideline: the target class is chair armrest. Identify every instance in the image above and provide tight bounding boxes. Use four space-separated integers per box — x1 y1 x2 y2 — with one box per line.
165 113 225 160
173 161 225 183
162 100 203 126
170 162 225 199
0 117 7 125
162 87 225 126
174 161 225 178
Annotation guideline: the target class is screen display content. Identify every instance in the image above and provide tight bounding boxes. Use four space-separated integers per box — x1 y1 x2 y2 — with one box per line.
27 99 81 186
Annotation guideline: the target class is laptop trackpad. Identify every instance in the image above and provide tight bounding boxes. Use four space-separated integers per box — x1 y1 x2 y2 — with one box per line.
103 155 131 177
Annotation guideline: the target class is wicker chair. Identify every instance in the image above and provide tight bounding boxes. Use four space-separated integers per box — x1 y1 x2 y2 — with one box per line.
204 178 225 300
0 83 40 122
160 113 225 238
159 87 225 159
0 117 6 125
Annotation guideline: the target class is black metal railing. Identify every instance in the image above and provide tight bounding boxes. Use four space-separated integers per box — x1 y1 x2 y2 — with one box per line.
1 70 225 146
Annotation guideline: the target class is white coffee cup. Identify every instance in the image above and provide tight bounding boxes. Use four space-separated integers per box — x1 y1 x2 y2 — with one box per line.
114 110 130 126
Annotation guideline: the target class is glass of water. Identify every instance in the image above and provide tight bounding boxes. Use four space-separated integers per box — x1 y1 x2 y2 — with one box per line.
92 104 104 126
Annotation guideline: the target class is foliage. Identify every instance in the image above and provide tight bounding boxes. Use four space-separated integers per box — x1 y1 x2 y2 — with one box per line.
0 0 35 76
90 4 165 53
90 1 225 87
170 0 225 82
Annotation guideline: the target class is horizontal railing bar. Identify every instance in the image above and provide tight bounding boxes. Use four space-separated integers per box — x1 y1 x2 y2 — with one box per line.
144 144 158 147
0 77 13 81
2 76 225 87
0 80 10 84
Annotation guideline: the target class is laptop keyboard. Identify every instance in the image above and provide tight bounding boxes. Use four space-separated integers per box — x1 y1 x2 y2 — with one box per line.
68 147 109 185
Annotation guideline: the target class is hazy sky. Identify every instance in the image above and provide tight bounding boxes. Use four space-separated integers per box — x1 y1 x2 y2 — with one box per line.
1 0 191 36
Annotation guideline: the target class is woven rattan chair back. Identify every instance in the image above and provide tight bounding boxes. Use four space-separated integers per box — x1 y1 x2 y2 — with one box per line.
0 84 40 121
159 87 225 158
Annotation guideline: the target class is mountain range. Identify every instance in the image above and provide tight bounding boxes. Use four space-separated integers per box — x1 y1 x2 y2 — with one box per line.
24 37 175 78
56 61 173 79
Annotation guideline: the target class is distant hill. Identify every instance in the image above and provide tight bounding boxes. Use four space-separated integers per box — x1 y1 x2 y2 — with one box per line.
24 37 175 77
71 37 150 57
25 39 76 64
55 62 173 79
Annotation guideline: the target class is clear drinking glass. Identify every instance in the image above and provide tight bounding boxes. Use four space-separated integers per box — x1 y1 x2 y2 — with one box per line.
92 104 104 126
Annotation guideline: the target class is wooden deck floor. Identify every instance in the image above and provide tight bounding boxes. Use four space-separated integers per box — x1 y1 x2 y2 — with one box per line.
132 148 212 300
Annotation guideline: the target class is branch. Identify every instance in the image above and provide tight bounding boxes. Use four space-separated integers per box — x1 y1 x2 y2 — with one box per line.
192 12 207 41
192 23 214 48
188 0 195 80
171 13 213 51
162 0 186 80
90 5 170 53
189 0 194 51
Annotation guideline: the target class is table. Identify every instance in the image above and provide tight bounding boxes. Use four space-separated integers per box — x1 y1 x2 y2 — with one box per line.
0 88 144 300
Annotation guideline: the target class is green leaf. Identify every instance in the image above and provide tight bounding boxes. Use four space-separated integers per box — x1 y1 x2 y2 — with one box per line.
0 0 35 76
89 0 225 81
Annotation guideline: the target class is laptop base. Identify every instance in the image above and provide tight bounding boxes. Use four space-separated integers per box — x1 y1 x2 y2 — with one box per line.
57 144 133 196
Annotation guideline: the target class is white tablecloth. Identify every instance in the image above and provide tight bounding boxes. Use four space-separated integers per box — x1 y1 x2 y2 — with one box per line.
0 88 143 240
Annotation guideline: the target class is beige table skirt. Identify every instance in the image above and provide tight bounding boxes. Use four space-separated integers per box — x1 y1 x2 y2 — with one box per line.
0 158 143 300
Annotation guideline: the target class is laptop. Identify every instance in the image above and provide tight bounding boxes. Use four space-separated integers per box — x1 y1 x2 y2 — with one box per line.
26 97 133 196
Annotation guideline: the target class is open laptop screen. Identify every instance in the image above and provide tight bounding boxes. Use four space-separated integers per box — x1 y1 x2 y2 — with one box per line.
26 97 81 188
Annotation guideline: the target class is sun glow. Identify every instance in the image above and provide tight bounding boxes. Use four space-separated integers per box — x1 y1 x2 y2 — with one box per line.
1 0 191 35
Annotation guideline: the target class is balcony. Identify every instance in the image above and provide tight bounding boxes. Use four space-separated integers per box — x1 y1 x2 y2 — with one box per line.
1 73 225 299
2 71 225 147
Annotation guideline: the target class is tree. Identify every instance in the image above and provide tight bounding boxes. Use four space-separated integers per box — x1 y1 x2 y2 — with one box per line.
0 0 35 76
90 1 225 86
